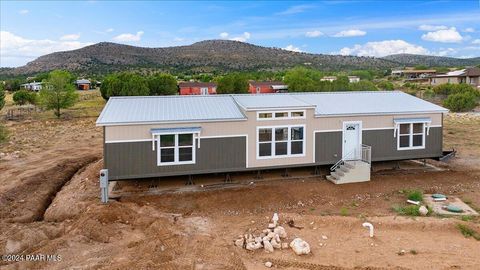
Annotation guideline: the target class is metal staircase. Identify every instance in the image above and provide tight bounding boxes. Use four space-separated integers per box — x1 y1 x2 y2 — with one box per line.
326 144 372 184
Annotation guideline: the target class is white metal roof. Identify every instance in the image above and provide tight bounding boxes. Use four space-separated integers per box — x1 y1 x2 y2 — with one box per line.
96 96 246 125
233 94 314 110
97 91 447 126
293 91 448 116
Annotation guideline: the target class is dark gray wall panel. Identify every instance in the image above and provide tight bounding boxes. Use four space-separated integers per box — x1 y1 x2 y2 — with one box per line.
315 132 342 165
315 127 443 165
363 127 442 161
105 137 246 180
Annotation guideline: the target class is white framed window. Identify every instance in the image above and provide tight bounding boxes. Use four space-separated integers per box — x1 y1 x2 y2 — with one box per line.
257 125 305 159
256 110 306 120
397 123 425 150
157 133 196 165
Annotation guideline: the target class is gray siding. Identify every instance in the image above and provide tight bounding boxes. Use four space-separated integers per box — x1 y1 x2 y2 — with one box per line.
315 132 342 164
105 137 246 180
363 127 442 161
315 127 443 164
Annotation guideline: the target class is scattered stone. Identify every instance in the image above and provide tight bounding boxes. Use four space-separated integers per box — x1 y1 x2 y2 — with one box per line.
281 242 289 249
398 249 406 256
272 213 279 226
246 242 262 251
274 226 287 238
290 238 311 255
263 240 274 253
265 261 273 268
419 205 429 216
321 235 328 240
268 223 275 229
271 238 281 249
235 237 245 248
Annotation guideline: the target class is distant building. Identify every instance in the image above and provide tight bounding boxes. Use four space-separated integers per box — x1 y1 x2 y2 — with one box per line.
248 81 288 94
75 79 91 90
178 82 217 95
348 76 360 83
429 67 480 88
321 76 337 82
20 81 42 91
391 69 436 79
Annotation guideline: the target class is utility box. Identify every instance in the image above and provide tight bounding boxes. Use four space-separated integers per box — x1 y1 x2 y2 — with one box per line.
100 169 109 203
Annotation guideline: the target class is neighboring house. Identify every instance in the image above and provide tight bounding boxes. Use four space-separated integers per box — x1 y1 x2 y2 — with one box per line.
248 81 288 94
429 67 480 88
75 79 91 90
391 69 436 79
96 91 447 185
348 76 360 83
179 82 217 95
20 81 42 91
321 76 337 82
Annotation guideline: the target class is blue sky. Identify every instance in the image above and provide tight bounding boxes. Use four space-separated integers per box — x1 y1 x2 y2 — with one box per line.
1 0 479 67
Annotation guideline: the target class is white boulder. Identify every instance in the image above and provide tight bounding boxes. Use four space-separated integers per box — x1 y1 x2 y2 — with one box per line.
246 241 262 251
234 238 244 248
270 238 281 249
274 226 287 238
265 261 273 268
290 238 311 255
263 240 274 253
419 205 429 216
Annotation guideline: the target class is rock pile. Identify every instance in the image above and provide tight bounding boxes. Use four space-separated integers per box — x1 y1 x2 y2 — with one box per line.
233 213 310 256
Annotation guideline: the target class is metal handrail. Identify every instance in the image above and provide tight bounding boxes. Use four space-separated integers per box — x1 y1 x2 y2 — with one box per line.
330 144 371 171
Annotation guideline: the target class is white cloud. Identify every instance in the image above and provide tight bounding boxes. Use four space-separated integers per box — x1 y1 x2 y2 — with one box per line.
173 37 185 42
421 27 463 43
0 31 93 67
435 48 456 57
338 40 429 57
106 28 114 33
60 33 80 41
305 30 323 38
418 24 447 31
19 9 29 15
333 29 366 37
276 5 313 15
283 45 302 52
230 32 251 42
219 32 229 39
472 39 480 44
463 27 475 33
113 31 144 42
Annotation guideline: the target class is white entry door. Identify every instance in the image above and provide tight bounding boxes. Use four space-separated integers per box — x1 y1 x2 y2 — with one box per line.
342 122 362 160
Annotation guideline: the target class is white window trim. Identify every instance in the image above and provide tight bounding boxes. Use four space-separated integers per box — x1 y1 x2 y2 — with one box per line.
256 124 306 160
156 133 197 166
256 110 306 121
396 123 426 151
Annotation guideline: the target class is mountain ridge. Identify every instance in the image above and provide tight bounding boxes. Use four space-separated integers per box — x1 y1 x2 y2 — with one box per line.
2 40 479 77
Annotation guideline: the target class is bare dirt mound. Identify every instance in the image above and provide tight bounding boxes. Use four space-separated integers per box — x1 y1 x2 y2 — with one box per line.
0 155 99 223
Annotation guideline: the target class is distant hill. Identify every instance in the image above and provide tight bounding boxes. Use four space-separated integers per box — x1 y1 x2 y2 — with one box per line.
1 40 479 78
382 54 480 67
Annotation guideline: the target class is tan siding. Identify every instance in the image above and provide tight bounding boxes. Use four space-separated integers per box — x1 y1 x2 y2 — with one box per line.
105 110 443 169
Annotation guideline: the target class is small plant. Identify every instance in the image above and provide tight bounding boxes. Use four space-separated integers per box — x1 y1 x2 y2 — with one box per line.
461 216 473 222
340 207 349 216
409 249 418 255
392 205 421 216
406 189 423 202
457 224 480 240
0 124 8 144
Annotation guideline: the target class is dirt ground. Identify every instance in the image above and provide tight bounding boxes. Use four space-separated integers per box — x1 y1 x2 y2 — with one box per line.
0 98 479 269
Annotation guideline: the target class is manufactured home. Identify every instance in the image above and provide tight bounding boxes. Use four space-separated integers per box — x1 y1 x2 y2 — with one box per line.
96 91 447 184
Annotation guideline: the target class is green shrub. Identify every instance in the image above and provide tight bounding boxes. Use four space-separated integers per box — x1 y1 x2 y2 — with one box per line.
0 124 8 144
407 190 423 202
392 205 420 216
443 92 478 112
423 88 435 99
13 90 37 105
340 207 349 216
376 81 394 90
457 224 480 240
